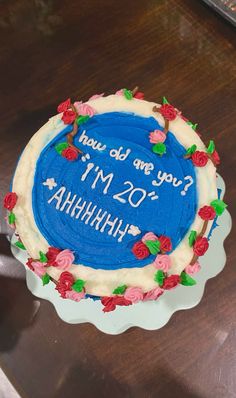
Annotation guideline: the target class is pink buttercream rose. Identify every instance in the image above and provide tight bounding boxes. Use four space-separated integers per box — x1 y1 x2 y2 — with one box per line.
76 103 95 116
185 262 201 275
143 287 164 301
73 101 82 112
31 261 47 277
149 130 166 144
115 89 124 96
124 287 143 303
153 255 171 272
88 93 104 100
141 232 158 243
55 249 75 270
65 290 85 302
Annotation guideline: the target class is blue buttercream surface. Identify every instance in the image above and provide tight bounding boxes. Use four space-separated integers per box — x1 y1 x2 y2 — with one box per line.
32 112 197 270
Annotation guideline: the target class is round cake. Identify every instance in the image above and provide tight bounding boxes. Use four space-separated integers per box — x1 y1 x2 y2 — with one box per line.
4 88 227 312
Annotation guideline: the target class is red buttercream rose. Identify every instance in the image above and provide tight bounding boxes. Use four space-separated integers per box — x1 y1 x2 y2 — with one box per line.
160 104 177 121
193 237 209 256
134 91 144 100
211 150 220 166
113 296 132 306
132 241 150 259
198 205 216 221
191 151 208 167
3 192 18 210
61 110 76 124
101 296 113 306
62 147 78 161
101 296 132 312
56 271 74 298
57 98 71 113
159 235 172 253
46 247 61 266
101 297 116 312
26 258 34 271
162 274 180 290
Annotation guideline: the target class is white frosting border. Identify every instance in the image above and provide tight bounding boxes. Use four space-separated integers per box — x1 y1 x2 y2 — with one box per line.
12 95 217 296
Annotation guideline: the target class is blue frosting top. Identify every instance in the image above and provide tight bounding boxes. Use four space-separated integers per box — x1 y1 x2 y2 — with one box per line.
32 112 197 270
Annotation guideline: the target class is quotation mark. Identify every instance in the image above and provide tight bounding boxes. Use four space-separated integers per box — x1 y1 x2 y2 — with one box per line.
81 153 91 162
148 191 159 200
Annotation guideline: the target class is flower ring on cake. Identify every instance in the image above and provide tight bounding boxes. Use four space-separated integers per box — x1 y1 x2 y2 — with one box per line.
5 89 228 316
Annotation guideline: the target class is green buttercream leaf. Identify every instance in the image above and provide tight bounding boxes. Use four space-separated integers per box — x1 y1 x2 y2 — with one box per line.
180 272 196 286
187 121 198 130
112 285 127 295
207 140 215 154
15 241 26 250
185 144 197 156
8 212 16 224
188 230 197 247
210 199 227 216
39 251 47 263
42 273 50 286
152 143 166 156
72 279 85 293
154 270 165 286
123 89 133 100
145 240 161 255
55 142 68 155
162 96 169 104
76 115 90 125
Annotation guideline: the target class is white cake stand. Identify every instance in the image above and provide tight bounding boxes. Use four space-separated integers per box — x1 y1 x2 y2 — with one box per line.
10 174 231 335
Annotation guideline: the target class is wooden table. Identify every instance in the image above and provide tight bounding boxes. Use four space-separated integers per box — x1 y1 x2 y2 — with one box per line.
0 1 235 397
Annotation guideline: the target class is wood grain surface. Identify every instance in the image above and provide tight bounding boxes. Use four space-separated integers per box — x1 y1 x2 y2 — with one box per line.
0 1 235 397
